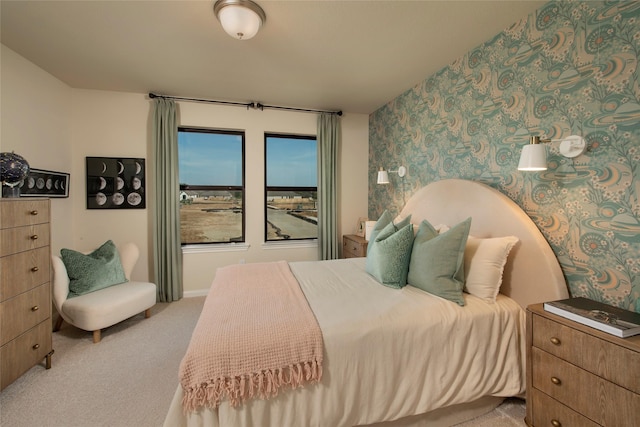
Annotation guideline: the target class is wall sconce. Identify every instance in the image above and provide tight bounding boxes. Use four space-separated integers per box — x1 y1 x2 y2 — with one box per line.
214 0 266 40
377 166 407 184
518 135 586 171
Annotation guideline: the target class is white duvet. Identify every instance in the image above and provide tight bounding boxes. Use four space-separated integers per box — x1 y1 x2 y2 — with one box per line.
164 258 526 427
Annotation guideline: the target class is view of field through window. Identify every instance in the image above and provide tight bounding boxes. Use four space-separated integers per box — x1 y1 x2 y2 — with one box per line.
178 129 244 244
265 134 318 241
177 129 318 244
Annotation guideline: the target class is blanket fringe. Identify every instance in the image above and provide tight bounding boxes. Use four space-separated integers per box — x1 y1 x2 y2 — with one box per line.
182 359 323 413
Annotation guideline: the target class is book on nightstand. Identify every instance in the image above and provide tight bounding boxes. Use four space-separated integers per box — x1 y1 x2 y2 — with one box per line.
544 297 640 338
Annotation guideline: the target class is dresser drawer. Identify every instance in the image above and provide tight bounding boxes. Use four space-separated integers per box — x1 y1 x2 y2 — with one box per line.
0 199 49 229
0 320 52 390
532 314 640 393
532 347 640 426
0 223 50 257
0 247 50 301
531 388 599 427
1 283 51 346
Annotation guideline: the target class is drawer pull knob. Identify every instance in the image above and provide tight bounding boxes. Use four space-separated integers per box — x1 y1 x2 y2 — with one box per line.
31 305 39 311
551 419 562 427
551 376 561 385
32 344 40 350
550 337 561 345
31 266 39 272
31 235 39 240
30 210 38 215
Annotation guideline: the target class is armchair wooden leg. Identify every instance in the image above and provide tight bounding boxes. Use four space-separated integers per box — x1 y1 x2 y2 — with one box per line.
53 315 64 332
145 308 151 318
93 330 101 343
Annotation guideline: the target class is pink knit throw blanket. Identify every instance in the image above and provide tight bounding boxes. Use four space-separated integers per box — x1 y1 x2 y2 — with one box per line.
179 261 323 412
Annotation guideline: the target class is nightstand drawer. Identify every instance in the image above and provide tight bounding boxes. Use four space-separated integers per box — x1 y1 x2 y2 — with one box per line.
533 314 640 393
531 388 599 427
532 347 640 426
343 235 367 258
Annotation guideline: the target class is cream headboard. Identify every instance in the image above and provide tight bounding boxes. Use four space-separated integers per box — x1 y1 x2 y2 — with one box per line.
397 179 569 309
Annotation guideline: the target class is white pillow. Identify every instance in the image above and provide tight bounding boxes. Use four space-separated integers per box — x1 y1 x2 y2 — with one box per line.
411 223 449 235
463 236 519 303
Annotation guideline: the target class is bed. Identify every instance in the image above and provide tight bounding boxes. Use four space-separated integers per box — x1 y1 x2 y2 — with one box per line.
164 179 569 427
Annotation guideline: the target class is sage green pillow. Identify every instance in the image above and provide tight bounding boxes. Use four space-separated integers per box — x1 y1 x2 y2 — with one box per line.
61 240 128 298
367 210 393 254
407 218 472 306
365 221 415 289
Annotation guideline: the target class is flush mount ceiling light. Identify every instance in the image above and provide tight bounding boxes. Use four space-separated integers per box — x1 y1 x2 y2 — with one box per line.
214 0 266 40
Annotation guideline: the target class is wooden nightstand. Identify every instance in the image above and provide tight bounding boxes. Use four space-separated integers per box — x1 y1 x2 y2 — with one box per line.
342 234 368 258
526 303 640 427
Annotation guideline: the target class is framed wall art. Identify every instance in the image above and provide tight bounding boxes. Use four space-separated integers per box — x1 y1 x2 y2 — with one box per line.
86 157 145 209
20 168 70 198
355 217 368 237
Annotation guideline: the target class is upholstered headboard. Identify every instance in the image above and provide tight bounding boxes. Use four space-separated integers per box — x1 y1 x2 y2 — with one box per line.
397 179 569 309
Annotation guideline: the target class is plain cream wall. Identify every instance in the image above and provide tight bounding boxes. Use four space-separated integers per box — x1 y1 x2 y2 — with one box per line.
69 89 152 281
1 44 370 294
340 112 369 236
1 45 74 252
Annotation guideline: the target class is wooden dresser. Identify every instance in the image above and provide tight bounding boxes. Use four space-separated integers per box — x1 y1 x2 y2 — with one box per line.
526 303 640 427
0 198 53 391
342 234 368 258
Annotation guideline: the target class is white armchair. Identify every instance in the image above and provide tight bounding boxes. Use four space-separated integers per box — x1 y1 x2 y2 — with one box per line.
52 242 157 343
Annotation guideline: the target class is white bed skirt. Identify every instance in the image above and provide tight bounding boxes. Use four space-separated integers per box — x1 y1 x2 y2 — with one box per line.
164 386 506 427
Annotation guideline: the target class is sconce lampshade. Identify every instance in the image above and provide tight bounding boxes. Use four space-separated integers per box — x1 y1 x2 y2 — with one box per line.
214 0 266 40
518 144 547 171
377 169 390 185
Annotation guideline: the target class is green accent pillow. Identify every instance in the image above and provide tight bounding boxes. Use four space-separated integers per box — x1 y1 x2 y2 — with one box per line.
367 210 412 254
407 218 472 306
61 240 128 298
365 221 415 289
367 210 393 254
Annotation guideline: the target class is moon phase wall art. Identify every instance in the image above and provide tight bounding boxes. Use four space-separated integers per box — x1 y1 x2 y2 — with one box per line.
86 157 145 209
19 169 70 198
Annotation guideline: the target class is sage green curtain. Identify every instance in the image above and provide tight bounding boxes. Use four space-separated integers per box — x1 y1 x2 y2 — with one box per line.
317 113 341 260
152 98 183 301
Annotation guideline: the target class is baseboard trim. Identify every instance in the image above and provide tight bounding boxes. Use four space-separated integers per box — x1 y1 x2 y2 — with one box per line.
183 289 209 298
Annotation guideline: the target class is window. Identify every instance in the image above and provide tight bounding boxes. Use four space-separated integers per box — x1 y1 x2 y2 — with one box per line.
265 133 317 241
178 128 244 244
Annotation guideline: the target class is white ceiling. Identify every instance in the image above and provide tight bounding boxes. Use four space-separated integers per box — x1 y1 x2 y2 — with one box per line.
1 0 545 114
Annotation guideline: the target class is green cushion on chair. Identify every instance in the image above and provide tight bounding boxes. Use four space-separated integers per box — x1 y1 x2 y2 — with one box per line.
61 240 128 298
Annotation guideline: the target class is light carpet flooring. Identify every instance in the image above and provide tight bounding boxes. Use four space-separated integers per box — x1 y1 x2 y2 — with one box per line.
0 296 526 427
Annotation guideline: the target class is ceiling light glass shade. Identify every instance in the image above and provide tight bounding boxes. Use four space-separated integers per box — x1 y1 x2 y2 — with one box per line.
518 144 548 171
377 170 390 185
214 0 266 40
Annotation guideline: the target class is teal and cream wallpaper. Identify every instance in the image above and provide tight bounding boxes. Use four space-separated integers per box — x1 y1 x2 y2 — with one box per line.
369 0 640 312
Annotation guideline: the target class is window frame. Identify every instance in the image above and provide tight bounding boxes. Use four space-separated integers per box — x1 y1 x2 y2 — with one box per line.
264 132 318 243
178 126 246 245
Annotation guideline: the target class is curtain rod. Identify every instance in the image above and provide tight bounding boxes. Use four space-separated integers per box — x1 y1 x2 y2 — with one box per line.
148 93 342 116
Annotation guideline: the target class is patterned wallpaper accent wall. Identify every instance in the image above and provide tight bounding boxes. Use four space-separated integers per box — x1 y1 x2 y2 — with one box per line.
369 0 640 312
